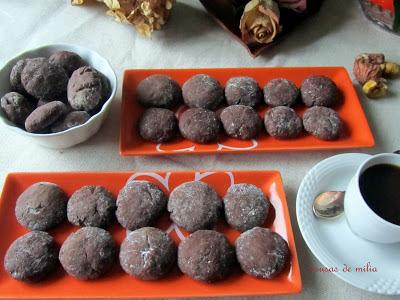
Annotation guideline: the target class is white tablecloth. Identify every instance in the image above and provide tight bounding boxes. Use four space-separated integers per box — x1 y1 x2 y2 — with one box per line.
0 0 399 299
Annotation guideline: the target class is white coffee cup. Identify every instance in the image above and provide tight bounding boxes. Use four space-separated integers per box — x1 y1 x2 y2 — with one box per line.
344 153 400 244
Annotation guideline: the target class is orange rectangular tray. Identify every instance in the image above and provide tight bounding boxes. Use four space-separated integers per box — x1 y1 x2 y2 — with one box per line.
0 171 301 298
120 67 375 156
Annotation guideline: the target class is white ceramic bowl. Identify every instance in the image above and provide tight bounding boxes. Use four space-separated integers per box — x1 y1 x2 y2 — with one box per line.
0 44 117 149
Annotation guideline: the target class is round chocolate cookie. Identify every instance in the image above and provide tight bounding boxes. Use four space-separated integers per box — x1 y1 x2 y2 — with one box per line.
25 101 67 133
49 51 86 76
236 227 290 279
179 108 220 143
220 105 262 140
300 75 340 107
51 111 91 133
1 92 33 127
4 231 58 282
21 59 68 101
15 182 67 231
178 230 235 282
223 184 270 232
168 181 222 232
59 227 116 280
116 180 167 231
138 108 179 143
120 227 177 280
263 78 299 107
10 59 29 94
136 75 182 108
303 106 342 140
67 185 116 228
264 106 303 139
225 76 262 107
182 74 224 109
68 66 105 112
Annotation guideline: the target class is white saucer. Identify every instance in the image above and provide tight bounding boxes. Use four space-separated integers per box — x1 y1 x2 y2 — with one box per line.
297 153 400 295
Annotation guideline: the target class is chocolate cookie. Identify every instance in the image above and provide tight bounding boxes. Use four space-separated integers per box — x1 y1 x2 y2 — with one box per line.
49 51 86 76
225 76 262 107
116 180 167 231
10 59 30 94
179 108 220 143
136 75 182 108
138 108 179 143
59 227 116 280
223 184 270 232
15 182 67 231
264 106 303 139
21 59 68 101
120 227 177 280
168 181 222 232
67 66 105 112
235 227 290 279
25 101 67 133
67 185 116 228
303 106 342 140
178 230 235 282
263 78 299 107
300 76 340 107
1 92 33 127
182 74 224 109
4 231 58 282
51 111 91 133
220 105 262 140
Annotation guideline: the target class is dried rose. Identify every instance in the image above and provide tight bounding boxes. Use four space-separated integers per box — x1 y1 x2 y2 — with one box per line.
239 0 282 46
353 53 385 84
71 0 175 37
277 0 307 13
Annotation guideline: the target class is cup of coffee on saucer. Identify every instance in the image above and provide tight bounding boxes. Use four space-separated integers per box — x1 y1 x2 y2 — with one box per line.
344 153 400 244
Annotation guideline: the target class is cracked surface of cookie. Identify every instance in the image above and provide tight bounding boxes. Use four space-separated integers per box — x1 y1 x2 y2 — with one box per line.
300 75 340 107
67 185 116 228
225 76 262 107
223 183 270 232
67 66 105 112
179 108 221 143
168 181 222 232
15 182 67 231
116 180 167 231
136 74 182 108
220 105 262 140
303 106 342 140
119 227 177 280
264 106 303 139
4 231 58 282
182 74 224 110
21 59 68 101
178 230 235 282
59 227 116 280
235 227 290 279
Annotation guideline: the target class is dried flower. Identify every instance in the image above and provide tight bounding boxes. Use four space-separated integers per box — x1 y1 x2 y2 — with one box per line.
277 0 307 13
381 62 400 77
239 0 281 46
71 0 175 37
362 79 388 98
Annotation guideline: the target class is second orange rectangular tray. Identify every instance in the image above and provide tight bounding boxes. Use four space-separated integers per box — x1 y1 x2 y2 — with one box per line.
120 67 374 156
0 171 300 298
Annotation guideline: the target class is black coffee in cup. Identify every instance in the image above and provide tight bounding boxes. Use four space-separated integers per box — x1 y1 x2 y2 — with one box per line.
359 164 400 225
